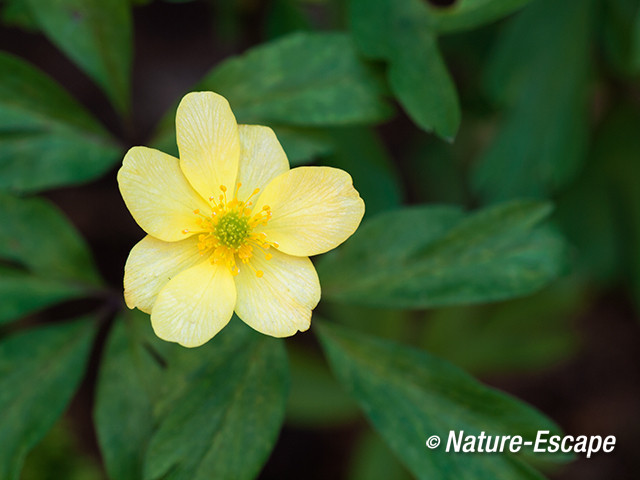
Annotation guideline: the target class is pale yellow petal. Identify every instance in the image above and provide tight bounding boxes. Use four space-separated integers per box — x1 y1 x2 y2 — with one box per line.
253 167 365 257
124 235 207 314
236 125 289 200
235 249 320 337
151 261 236 347
118 146 211 242
176 92 240 200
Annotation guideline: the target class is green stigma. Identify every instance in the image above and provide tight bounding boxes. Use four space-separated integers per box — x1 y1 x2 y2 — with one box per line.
214 212 251 249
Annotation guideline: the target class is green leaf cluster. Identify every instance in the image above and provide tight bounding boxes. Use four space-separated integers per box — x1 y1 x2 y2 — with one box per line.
318 200 567 308
96 314 288 480
349 0 532 139
24 0 132 113
317 322 568 480
0 319 97 479
2 0 637 478
153 31 393 165
473 0 594 202
0 53 121 193
0 193 101 324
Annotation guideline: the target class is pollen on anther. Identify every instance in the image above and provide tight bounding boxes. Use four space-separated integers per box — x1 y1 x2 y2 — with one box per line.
220 185 227 192
256 270 264 278
193 209 200 214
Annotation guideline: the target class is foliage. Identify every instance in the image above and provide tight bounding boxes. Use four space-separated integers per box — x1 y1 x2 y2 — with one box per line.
318 322 568 480
22 0 132 113
318 200 567 308
0 319 96 479
473 0 594 202
1 0 638 478
0 53 121 193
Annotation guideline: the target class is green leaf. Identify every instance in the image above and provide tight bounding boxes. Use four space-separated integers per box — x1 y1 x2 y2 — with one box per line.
265 0 312 39
594 109 640 311
0 193 100 284
1 0 39 31
387 28 459 141
21 419 105 480
473 0 594 202
321 127 402 217
271 125 334 166
0 193 102 324
600 0 640 75
152 32 389 165
197 31 392 126
349 0 531 138
95 312 164 480
428 0 532 34
318 200 567 309
634 7 640 70
144 320 289 480
22 0 132 113
317 322 566 480
0 268 86 325
555 158 621 286
0 318 97 480
0 53 121 193
557 106 640 311
423 278 584 375
96 315 289 480
350 0 459 138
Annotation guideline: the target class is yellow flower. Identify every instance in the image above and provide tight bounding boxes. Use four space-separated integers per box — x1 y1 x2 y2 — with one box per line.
118 92 365 347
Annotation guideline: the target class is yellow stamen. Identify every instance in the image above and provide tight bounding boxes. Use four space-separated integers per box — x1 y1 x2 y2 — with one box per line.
190 184 276 278
244 188 260 204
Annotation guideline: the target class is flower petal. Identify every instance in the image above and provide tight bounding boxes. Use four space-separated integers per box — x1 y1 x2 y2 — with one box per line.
151 261 236 347
236 125 289 200
176 91 240 200
253 167 365 256
124 235 207 314
235 248 320 337
118 146 211 242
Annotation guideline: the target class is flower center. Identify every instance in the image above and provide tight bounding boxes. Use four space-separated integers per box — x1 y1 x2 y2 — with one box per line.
214 212 251 249
182 183 276 277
